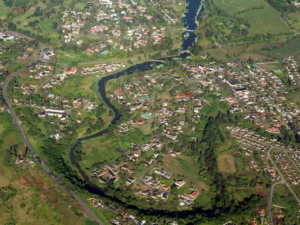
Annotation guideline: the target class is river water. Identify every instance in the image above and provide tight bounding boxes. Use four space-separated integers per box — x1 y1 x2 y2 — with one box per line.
69 0 206 217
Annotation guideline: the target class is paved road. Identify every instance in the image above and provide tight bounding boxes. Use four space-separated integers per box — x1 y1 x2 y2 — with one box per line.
1 31 104 225
268 180 284 225
233 133 300 224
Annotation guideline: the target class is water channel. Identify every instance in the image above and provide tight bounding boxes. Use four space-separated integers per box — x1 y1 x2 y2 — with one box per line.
69 0 206 217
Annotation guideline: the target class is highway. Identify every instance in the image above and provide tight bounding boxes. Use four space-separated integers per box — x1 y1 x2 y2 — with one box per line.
1 31 104 225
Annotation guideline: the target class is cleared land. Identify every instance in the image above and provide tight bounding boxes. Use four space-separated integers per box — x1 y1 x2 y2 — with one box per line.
263 39 300 58
236 8 292 36
288 14 300 31
212 0 265 15
207 49 234 62
239 53 266 60
248 39 287 51
162 154 210 190
224 46 245 55
0 0 9 18
218 154 236 173
256 62 281 71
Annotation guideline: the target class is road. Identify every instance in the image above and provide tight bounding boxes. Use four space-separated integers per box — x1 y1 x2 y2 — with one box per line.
1 30 104 225
268 180 284 225
233 132 300 224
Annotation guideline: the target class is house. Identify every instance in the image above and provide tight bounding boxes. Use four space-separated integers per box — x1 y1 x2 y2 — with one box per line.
276 214 284 219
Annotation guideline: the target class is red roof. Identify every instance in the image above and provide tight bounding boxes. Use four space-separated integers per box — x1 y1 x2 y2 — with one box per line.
250 221 257 225
137 120 144 124
190 191 198 196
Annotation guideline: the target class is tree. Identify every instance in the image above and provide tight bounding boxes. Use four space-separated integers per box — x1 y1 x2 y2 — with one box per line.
241 28 249 37
127 59 133 64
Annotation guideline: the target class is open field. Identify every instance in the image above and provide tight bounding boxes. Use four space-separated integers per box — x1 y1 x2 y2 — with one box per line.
256 62 281 71
263 39 300 58
0 111 96 225
286 91 300 104
236 8 292 36
247 39 287 51
207 49 234 62
212 0 265 15
239 53 266 60
0 0 9 18
224 46 245 55
80 129 147 170
288 14 300 32
218 154 236 173
198 36 212 46
162 155 210 190
75 2 86 9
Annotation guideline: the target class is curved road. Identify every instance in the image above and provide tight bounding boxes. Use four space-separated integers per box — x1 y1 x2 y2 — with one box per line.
1 32 104 225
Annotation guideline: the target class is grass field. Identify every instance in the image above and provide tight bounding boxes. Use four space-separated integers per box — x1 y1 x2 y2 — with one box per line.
0 111 97 225
0 0 9 18
75 2 86 8
286 91 300 104
207 49 234 62
212 0 264 15
80 129 147 170
239 53 266 60
236 8 292 36
198 36 212 46
218 154 236 173
288 14 300 32
256 62 281 71
247 39 287 51
224 46 245 55
263 39 300 58
162 155 210 190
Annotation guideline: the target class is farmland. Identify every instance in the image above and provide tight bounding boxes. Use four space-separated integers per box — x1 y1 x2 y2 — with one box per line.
212 0 266 15
263 39 300 58
236 8 292 36
218 154 236 173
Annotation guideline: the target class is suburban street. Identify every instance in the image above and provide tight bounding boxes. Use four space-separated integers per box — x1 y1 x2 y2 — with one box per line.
233 132 300 224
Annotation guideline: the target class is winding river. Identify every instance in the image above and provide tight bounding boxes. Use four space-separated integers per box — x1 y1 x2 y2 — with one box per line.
70 0 206 217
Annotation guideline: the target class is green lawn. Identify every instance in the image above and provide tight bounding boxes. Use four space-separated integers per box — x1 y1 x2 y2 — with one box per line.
288 14 300 32
80 129 147 170
212 0 264 15
0 0 9 18
247 39 287 51
263 39 300 58
75 2 86 9
207 49 234 62
236 8 292 36
162 155 211 191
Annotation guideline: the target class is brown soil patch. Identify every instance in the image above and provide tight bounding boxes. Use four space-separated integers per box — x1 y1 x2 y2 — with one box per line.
8 68 14 75
40 194 47 203
255 184 268 197
272 149 282 154
240 53 266 60
19 70 29 78
279 186 289 197
19 144 26 155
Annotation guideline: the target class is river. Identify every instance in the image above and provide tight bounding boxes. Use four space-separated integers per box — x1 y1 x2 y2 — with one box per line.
69 0 206 218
